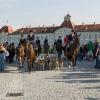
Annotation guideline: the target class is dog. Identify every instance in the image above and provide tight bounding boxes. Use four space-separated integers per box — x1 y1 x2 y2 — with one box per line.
55 58 64 70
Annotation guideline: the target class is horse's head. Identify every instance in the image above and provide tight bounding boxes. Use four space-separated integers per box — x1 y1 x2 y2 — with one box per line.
74 36 80 47
27 43 33 49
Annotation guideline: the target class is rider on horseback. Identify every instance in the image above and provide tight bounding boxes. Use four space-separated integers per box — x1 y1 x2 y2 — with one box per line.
64 35 68 46
27 30 35 48
56 36 63 59
19 34 26 45
43 37 49 56
35 37 41 56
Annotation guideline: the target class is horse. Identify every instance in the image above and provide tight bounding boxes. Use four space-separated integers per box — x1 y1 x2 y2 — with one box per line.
18 44 25 67
26 43 36 71
64 36 80 69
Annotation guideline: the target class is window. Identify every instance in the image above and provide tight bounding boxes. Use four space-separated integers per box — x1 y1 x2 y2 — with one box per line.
95 34 97 40
89 34 91 40
83 34 86 40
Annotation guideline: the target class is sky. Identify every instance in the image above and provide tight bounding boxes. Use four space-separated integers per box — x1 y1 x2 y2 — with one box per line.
0 0 100 29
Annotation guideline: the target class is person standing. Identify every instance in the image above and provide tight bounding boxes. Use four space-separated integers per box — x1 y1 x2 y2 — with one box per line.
0 43 7 71
93 40 98 59
95 43 100 68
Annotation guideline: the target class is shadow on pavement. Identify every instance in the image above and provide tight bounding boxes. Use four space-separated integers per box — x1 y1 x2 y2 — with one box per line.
47 70 100 83
85 98 100 100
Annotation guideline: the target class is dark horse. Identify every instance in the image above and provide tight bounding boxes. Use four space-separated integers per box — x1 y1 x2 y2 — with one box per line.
63 36 80 69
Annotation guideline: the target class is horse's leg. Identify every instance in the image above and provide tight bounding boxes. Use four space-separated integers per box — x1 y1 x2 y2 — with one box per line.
72 57 76 70
19 57 22 67
32 60 34 68
22 58 24 67
27 61 30 71
43 63 44 71
67 55 71 68
75 56 77 66
28 63 31 71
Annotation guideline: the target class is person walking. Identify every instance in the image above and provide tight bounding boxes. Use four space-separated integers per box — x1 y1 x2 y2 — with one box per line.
0 43 7 71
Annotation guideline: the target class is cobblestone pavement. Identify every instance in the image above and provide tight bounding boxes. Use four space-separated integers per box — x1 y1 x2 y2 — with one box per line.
0 61 100 100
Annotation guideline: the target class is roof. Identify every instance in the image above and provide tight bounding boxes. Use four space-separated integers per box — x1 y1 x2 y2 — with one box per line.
61 19 74 29
12 24 100 35
74 24 100 32
11 26 62 35
0 26 13 33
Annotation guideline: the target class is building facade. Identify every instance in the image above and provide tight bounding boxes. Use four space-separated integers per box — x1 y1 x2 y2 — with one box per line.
0 14 100 47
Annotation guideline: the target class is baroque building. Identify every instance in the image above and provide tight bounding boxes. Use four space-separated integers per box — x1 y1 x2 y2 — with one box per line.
0 14 100 47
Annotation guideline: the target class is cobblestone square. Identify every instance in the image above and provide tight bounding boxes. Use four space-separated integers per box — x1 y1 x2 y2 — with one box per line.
0 61 100 100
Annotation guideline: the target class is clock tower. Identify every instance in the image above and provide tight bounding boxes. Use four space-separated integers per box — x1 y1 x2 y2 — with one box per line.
64 14 71 21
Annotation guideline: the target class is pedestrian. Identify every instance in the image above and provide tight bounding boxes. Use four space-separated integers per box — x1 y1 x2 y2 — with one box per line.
0 43 7 71
95 42 100 68
87 41 94 61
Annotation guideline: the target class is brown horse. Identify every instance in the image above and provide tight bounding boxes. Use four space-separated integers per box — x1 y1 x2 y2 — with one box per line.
64 36 80 69
18 44 25 67
26 43 36 71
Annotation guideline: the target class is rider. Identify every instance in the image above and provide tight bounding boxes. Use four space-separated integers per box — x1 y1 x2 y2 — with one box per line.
44 37 48 45
27 30 35 47
56 36 63 59
19 34 26 45
64 35 68 46
68 30 74 44
43 37 49 55
35 37 41 56
27 30 35 42
36 37 40 46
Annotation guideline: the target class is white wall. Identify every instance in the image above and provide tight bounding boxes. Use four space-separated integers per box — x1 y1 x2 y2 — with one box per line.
78 31 100 45
1 30 99 47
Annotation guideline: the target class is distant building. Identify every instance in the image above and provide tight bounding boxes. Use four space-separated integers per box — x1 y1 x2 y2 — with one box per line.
0 14 100 46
